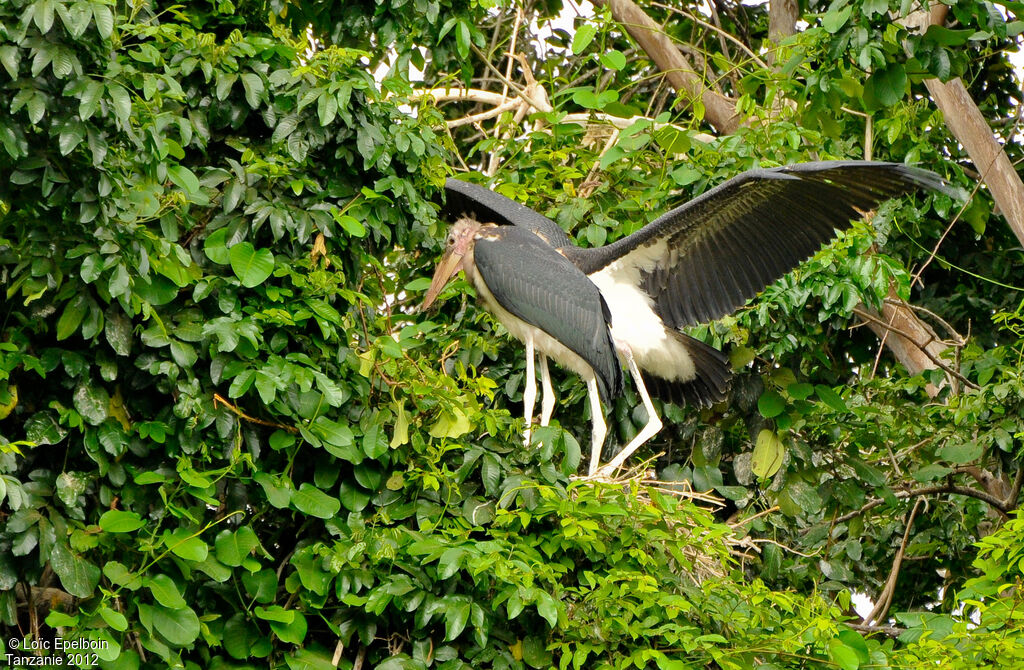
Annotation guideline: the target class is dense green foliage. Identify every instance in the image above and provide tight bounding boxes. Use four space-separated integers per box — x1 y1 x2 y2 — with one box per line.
1 0 1023 668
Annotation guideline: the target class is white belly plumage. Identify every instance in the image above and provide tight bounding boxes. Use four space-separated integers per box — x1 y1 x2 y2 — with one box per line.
589 261 697 384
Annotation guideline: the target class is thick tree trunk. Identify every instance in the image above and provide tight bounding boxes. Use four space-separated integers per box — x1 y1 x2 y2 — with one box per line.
768 0 799 43
859 288 949 397
590 0 740 134
908 5 1024 247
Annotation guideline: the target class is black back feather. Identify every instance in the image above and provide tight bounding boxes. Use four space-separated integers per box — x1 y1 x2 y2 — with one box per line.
471 226 623 403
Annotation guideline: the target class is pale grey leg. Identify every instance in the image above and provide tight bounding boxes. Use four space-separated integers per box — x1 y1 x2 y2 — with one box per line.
595 346 661 476
523 334 536 447
586 376 608 476
539 354 555 426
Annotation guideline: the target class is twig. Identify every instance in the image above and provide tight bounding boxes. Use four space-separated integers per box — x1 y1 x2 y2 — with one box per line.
748 537 819 558
213 393 298 433
845 622 905 638
729 506 780 528
851 306 979 390
649 1 769 70
809 477 1020 534
446 98 523 129
332 641 344 666
864 497 924 624
470 43 551 113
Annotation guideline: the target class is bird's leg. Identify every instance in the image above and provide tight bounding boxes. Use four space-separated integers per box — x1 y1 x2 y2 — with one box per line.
523 334 536 447
595 346 662 477
586 376 608 476
539 354 555 427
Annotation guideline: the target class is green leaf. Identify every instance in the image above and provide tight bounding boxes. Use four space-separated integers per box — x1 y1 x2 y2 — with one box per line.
240 73 264 108
147 603 201 646
257 606 308 644
99 606 128 632
292 483 341 519
57 295 88 340
828 637 862 670
215 526 260 566
752 430 785 479
339 480 370 512
337 214 367 237
255 472 293 508
599 49 626 70
204 227 231 264
572 23 598 54
815 385 848 412
242 569 278 604
99 510 145 533
938 441 983 464
93 4 114 38
134 275 179 305
147 574 187 609
103 562 142 590
455 20 471 58
0 45 19 78
167 164 200 194
108 85 131 124
861 0 888 17
163 529 209 562
822 5 853 33
757 390 785 418
535 591 559 627
429 407 472 438
391 402 409 447
444 598 471 641
73 382 109 425
229 242 275 288
51 542 100 598
223 613 262 660
363 423 388 459
913 464 953 482
864 63 907 107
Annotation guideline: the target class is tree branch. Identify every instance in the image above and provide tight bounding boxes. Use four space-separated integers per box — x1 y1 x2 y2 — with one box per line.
904 6 1024 248
814 475 1022 534
590 0 740 134
864 497 924 624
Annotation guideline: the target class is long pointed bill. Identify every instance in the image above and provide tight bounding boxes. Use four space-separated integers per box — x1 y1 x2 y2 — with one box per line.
420 249 464 311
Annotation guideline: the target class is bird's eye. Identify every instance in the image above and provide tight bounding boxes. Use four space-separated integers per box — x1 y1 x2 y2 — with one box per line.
446 234 455 246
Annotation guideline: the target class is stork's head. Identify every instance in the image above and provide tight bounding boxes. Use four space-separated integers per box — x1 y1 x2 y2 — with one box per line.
421 217 484 310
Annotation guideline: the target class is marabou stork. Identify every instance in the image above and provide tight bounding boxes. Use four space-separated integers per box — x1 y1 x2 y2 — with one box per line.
424 161 952 477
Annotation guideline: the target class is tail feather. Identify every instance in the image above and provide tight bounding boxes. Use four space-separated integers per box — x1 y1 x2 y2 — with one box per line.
642 332 730 407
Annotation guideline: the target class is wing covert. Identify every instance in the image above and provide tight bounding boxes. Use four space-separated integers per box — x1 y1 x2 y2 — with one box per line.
471 227 622 402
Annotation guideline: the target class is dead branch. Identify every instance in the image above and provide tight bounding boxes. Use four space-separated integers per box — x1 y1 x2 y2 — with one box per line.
852 292 977 393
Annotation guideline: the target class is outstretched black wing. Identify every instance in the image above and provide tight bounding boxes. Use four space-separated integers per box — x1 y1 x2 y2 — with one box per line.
444 178 572 247
569 161 955 329
471 226 622 403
